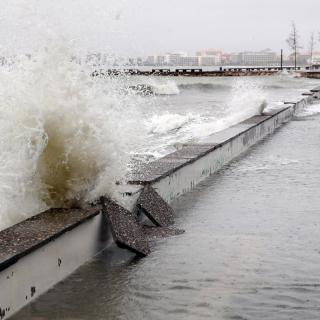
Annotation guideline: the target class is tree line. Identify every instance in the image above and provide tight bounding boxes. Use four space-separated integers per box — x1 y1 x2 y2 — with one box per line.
287 21 318 70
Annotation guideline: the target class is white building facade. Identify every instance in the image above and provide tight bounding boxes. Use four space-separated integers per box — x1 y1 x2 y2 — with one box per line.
231 49 278 66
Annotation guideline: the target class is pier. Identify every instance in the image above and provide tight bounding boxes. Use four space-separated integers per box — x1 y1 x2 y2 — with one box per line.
92 66 307 77
299 71 320 79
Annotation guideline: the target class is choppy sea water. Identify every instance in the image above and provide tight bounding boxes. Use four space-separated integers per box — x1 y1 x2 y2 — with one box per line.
129 75 320 157
1 59 319 232
12 101 320 320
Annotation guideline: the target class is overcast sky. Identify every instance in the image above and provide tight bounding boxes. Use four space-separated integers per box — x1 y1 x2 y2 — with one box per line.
1 0 320 57
119 0 320 56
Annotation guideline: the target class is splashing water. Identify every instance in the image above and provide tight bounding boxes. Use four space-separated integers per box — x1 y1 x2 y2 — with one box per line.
0 42 145 229
132 78 269 160
226 78 267 119
0 1 308 231
149 81 180 96
148 113 196 134
185 78 267 139
296 103 320 117
128 81 180 96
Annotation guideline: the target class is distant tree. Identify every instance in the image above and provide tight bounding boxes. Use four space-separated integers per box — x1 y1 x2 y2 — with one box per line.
309 32 315 66
286 22 302 70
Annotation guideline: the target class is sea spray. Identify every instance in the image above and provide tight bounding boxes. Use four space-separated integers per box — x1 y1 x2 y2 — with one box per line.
295 102 320 117
134 78 269 159
0 43 145 230
130 80 180 96
226 78 267 119
149 81 180 95
127 80 180 96
148 113 197 134
181 78 268 140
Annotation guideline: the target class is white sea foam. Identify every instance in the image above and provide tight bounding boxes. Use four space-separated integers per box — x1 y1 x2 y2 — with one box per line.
0 43 145 230
296 103 320 117
148 113 196 134
149 81 180 95
140 79 269 160
187 79 267 139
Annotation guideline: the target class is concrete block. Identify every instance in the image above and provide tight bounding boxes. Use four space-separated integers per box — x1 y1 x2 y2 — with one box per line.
137 186 175 227
101 198 150 256
143 226 185 240
0 207 101 272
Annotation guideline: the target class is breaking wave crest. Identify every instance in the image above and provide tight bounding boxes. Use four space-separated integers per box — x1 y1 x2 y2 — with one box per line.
187 79 267 139
296 103 320 117
130 81 180 96
148 113 197 134
151 81 180 95
178 83 230 91
0 42 144 229
139 78 268 161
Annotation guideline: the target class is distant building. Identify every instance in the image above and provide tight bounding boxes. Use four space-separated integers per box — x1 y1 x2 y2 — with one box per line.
221 53 231 65
196 49 222 66
231 49 278 66
196 49 222 56
144 53 199 66
230 53 240 65
179 56 199 66
167 52 187 65
155 55 169 66
141 48 288 67
136 57 143 66
311 52 320 65
145 55 156 65
199 55 220 66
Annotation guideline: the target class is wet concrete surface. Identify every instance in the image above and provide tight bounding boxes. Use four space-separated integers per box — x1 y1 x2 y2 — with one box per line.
0 207 101 271
101 198 150 256
143 226 185 240
128 144 219 185
129 116 272 186
137 186 175 227
11 107 320 320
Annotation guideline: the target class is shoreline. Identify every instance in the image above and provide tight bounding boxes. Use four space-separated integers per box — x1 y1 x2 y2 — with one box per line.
0 86 319 319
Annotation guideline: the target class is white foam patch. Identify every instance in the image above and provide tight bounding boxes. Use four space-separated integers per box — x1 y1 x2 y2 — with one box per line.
148 113 196 134
189 78 268 139
148 80 180 96
297 103 320 117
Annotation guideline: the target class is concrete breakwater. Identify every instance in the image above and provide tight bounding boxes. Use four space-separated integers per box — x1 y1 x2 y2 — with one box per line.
0 88 319 319
92 67 303 77
299 71 320 79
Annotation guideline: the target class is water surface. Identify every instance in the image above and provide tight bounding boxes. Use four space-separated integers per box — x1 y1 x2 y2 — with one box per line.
12 103 320 320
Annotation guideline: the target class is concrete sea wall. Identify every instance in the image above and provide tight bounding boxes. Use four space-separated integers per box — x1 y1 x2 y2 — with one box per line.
0 88 319 319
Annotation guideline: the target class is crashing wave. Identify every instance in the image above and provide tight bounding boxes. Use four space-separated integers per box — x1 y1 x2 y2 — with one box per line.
129 81 180 96
178 83 230 91
148 113 197 134
0 43 145 229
